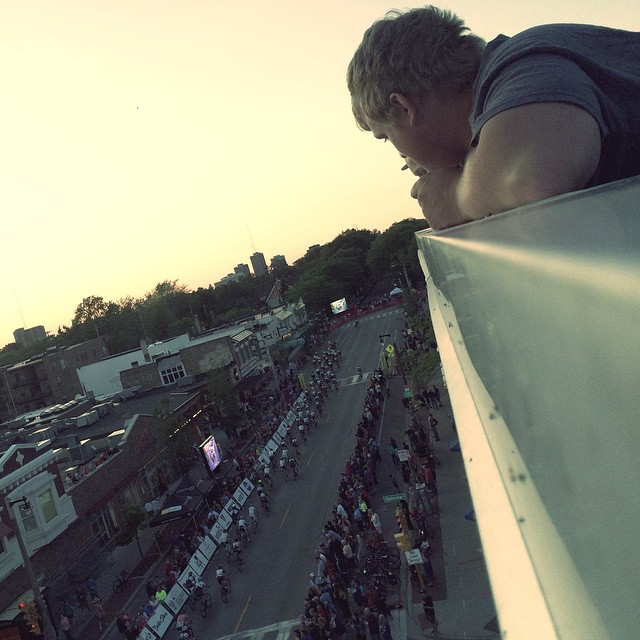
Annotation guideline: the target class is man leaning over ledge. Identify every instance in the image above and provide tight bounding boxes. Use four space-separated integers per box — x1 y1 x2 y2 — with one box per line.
347 6 640 230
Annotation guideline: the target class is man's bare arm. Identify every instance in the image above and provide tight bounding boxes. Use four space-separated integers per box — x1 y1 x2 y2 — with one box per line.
414 102 602 229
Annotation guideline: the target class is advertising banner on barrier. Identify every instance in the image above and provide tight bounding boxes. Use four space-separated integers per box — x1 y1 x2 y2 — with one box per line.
187 549 208 575
146 604 173 638
216 508 233 529
222 498 240 519
209 521 228 543
163 583 189 615
240 477 254 496
138 626 158 640
233 485 249 506
197 534 217 561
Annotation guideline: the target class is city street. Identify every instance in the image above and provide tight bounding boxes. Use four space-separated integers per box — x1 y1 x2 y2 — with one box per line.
185 306 406 639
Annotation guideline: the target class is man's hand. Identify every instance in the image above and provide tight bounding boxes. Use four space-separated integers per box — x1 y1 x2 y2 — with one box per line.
410 167 473 229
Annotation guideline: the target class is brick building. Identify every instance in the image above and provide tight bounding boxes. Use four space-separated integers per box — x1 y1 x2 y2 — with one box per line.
1 337 108 419
0 390 206 619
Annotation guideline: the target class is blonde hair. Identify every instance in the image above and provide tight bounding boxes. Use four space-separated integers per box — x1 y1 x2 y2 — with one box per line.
347 6 485 129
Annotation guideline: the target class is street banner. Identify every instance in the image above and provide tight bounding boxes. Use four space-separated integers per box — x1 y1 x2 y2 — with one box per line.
146 604 173 638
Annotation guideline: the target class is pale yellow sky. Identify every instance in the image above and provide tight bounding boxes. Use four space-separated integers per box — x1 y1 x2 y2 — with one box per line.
1 0 638 348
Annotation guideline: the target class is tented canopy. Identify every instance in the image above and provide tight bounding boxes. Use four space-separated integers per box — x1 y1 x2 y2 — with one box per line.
149 477 214 528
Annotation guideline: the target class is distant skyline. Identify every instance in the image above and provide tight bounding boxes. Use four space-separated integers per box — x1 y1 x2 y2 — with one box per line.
2 0 639 348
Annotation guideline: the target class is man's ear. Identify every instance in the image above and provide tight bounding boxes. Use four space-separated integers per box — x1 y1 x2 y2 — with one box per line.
389 93 417 125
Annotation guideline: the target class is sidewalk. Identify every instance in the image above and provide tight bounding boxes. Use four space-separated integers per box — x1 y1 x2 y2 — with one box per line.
70 437 241 640
373 372 499 639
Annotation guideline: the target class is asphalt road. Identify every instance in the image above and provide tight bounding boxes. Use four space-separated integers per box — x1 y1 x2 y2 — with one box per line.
187 306 405 638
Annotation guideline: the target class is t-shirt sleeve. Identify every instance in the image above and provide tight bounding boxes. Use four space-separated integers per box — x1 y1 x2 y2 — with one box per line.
471 52 609 145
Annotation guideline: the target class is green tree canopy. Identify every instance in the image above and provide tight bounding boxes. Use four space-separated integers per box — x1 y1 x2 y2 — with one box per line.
366 218 429 282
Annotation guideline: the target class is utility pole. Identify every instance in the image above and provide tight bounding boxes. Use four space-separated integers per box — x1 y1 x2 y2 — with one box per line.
5 497 58 640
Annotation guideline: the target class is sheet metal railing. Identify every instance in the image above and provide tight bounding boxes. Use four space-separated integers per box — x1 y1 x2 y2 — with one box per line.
416 177 640 639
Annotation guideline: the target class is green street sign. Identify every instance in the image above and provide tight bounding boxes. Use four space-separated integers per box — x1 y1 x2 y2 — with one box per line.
383 493 407 503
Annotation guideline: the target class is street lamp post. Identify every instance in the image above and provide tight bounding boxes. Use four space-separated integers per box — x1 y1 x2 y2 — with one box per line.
391 262 412 290
5 496 58 640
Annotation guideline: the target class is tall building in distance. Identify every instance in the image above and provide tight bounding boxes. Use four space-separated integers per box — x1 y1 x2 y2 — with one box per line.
250 252 268 276
13 325 47 345
270 255 288 271
234 263 251 277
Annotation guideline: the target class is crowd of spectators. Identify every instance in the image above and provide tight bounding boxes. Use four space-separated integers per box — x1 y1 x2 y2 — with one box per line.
292 367 397 640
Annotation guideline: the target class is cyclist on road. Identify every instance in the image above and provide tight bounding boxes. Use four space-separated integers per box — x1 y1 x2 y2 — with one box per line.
279 457 289 480
215 565 227 586
176 612 192 636
237 517 250 542
186 573 206 599
248 504 259 527
258 487 271 511
232 538 244 564
220 530 230 554
288 456 299 479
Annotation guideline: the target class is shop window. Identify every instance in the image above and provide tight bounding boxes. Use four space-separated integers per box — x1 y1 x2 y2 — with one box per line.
38 489 57 523
160 365 186 386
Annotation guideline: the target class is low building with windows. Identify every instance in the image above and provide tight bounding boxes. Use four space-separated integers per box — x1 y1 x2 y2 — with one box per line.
0 441 78 611
0 388 207 619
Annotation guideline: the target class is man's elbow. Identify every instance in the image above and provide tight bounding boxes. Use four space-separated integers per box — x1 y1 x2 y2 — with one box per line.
504 159 599 210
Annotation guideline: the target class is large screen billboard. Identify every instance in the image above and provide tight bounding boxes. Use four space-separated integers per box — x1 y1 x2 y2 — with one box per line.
199 435 222 475
330 298 348 314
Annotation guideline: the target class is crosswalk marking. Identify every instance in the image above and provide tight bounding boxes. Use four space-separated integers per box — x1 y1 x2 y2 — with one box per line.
341 372 370 386
216 618 299 640
216 611 408 640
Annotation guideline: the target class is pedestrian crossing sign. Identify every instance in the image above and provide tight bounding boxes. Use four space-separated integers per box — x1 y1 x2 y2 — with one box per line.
385 344 395 355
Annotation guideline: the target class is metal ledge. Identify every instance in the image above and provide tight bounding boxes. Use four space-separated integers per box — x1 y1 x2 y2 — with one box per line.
416 176 640 639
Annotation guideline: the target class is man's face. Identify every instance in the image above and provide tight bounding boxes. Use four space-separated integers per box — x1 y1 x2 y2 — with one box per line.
367 91 471 171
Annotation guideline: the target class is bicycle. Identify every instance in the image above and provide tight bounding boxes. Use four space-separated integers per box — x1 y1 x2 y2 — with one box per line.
112 569 130 594
260 495 271 514
251 515 260 533
237 525 251 546
234 550 245 571
219 576 232 603
199 588 212 618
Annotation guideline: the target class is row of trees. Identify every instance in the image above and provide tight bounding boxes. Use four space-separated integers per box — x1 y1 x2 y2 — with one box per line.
0 219 428 368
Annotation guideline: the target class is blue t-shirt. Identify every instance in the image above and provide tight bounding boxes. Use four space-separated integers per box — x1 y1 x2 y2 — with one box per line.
471 24 640 186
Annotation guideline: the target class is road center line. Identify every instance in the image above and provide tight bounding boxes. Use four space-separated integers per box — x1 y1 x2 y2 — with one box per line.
233 595 252 633
306 449 315 468
279 502 292 530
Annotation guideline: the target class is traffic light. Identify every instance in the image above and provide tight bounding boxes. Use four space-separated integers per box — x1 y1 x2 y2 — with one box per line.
395 506 408 532
394 531 412 552
394 505 412 551
19 601 42 636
